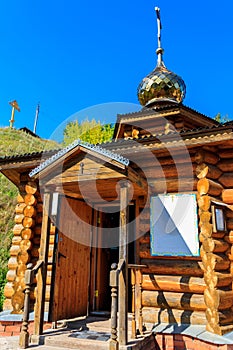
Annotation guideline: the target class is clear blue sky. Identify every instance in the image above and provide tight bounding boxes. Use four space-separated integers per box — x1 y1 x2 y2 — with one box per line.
0 1 232 140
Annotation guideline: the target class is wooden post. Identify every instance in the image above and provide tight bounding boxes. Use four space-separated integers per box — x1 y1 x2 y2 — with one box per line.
109 263 119 350
136 269 143 334
34 192 51 336
19 263 34 349
131 268 136 339
118 181 129 346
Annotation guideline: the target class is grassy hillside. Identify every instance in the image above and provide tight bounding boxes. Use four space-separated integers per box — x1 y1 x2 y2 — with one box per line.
0 127 59 310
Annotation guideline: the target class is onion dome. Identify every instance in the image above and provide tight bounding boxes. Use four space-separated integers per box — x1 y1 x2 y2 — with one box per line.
137 8 186 107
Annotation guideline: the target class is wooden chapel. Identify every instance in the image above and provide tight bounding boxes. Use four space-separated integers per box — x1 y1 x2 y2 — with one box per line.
1 6 233 348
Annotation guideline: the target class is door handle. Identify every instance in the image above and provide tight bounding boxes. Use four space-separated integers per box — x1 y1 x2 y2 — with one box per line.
58 252 66 259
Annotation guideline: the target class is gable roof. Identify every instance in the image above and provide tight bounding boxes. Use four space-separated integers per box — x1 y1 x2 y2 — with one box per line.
113 103 220 140
29 139 130 178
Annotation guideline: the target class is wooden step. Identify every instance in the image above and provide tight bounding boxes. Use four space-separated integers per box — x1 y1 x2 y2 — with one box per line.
45 334 109 350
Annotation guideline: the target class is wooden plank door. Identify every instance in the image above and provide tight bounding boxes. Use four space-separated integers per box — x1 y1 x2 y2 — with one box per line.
52 196 92 321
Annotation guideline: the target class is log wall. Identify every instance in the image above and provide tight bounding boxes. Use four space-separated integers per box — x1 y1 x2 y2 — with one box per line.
139 145 233 336
3 176 55 314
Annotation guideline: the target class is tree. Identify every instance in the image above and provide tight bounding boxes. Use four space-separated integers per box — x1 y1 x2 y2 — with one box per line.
62 118 115 146
214 113 230 123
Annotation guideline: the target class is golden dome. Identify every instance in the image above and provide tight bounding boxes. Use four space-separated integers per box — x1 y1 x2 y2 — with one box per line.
137 63 186 106
137 7 186 107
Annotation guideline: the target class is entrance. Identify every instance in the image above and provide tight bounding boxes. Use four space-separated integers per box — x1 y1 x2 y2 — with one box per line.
90 204 135 313
50 197 135 321
51 196 92 322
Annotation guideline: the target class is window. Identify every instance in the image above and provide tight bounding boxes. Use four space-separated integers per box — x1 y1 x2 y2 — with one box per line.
211 205 226 232
150 193 199 257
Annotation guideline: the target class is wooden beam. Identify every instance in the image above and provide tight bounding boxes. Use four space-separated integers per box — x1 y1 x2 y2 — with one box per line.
34 192 51 336
118 182 129 346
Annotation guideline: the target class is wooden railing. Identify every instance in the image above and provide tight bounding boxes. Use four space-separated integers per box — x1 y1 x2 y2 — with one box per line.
19 260 43 349
128 264 147 339
109 262 146 350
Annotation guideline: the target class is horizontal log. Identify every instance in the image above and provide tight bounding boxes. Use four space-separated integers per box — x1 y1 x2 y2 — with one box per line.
196 163 222 180
197 195 211 211
197 178 223 196
142 290 206 311
219 309 233 325
142 274 205 294
4 282 14 298
16 264 27 276
226 219 233 231
17 251 30 264
199 211 211 224
143 164 195 179
15 203 26 214
24 193 37 206
12 236 22 245
14 276 26 290
20 239 32 251
219 173 233 188
206 310 233 335
222 189 233 204
200 252 230 271
224 234 233 244
219 149 233 158
204 288 233 310
25 181 38 194
3 298 13 310
6 269 16 282
8 256 18 270
22 217 35 228
212 232 226 239
21 228 33 240
195 150 219 165
11 290 25 313
142 306 206 325
218 159 233 172
140 259 204 277
17 193 25 203
149 178 197 193
14 214 24 224
13 224 24 236
205 308 221 335
23 205 37 218
202 238 229 253
225 209 233 218
204 272 232 289
9 245 20 256
199 222 213 241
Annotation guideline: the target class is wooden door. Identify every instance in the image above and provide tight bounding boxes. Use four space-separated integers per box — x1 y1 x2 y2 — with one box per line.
52 196 92 321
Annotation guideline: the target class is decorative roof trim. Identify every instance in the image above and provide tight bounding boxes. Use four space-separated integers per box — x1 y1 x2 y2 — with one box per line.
115 104 220 125
0 149 60 164
29 139 130 178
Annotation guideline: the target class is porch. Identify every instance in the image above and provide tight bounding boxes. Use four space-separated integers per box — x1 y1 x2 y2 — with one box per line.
30 314 156 350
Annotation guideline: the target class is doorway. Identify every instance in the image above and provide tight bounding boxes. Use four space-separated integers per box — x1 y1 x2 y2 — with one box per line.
90 204 135 314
